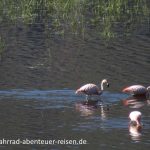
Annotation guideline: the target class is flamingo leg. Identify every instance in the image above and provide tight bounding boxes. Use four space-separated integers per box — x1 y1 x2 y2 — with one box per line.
86 95 92 102
86 95 89 101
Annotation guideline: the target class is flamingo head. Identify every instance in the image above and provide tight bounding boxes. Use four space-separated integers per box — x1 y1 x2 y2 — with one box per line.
146 86 150 98
129 111 142 128
147 86 150 93
101 79 109 87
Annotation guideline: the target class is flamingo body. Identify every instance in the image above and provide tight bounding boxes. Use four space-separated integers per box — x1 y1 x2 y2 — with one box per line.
76 84 100 95
122 85 147 96
129 111 142 137
75 79 109 100
129 111 142 127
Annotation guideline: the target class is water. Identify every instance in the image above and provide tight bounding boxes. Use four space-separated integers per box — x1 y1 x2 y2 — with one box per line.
0 89 150 150
0 0 150 149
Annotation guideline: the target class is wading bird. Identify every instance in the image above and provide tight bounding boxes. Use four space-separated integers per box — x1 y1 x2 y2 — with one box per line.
129 111 142 128
122 85 150 98
75 79 109 101
129 111 142 140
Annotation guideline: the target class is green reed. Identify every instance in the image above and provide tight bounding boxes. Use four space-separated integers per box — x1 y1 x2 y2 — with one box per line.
0 0 149 39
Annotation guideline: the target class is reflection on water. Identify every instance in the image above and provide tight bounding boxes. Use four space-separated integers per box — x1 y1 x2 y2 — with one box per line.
122 95 150 108
129 124 142 142
75 102 97 117
0 90 150 149
100 104 109 121
75 100 109 120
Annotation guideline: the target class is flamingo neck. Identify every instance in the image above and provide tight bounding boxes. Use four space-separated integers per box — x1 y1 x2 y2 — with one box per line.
136 116 142 127
101 81 104 91
136 120 141 126
130 119 141 127
147 86 150 90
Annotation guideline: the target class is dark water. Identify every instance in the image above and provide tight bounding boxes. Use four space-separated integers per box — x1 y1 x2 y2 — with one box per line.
0 1 150 150
0 23 150 91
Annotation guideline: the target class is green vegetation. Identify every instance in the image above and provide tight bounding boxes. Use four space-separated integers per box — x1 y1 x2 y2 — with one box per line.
0 0 149 39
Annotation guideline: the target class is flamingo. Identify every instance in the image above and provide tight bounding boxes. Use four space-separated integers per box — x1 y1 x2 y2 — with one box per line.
129 111 142 139
129 111 142 128
75 79 109 101
122 85 150 97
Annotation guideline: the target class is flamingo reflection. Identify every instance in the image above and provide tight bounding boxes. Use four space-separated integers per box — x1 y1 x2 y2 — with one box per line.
129 124 142 141
75 100 99 116
75 100 109 119
122 95 149 108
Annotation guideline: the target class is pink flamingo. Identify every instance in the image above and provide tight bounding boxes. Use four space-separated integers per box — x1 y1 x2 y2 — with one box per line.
129 111 142 138
75 79 109 101
129 111 142 128
122 85 150 97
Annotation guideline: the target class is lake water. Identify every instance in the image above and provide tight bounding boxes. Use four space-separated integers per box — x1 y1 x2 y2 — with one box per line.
0 89 150 150
0 0 150 149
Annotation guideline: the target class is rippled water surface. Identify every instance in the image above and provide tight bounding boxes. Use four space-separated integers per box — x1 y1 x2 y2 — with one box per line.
0 0 150 149
0 90 150 150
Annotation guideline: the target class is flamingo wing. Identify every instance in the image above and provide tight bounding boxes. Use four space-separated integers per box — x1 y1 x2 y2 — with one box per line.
122 85 147 95
76 84 100 95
